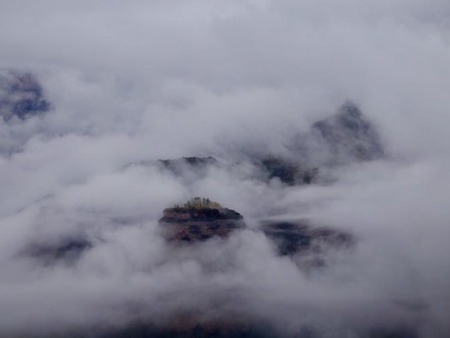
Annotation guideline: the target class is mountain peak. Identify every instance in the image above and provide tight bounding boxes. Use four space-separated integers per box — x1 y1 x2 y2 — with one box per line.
312 101 384 163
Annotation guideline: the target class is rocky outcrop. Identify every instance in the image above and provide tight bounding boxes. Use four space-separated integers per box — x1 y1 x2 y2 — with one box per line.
257 156 318 185
159 156 218 169
23 237 92 264
311 101 384 163
0 70 51 121
159 198 245 242
149 102 383 187
261 220 354 269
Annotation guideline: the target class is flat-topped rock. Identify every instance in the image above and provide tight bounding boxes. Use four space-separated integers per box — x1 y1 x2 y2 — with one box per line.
159 197 245 242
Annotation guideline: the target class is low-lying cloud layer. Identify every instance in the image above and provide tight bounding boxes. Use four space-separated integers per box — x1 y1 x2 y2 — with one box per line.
0 0 449 337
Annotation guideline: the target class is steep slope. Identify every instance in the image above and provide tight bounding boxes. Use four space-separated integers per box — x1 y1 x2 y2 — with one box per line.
309 101 384 164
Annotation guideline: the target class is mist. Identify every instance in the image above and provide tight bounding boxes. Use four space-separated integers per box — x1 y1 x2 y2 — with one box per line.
0 0 449 337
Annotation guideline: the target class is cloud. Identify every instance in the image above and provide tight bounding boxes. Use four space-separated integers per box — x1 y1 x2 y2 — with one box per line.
0 0 449 337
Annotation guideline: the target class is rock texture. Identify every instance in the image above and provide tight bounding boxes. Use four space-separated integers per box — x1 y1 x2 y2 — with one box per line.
159 198 245 242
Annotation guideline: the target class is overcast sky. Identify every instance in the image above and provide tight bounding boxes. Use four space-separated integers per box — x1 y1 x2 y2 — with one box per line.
0 1 450 337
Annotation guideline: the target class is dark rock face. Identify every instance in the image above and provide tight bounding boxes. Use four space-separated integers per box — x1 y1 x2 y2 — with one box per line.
161 207 242 223
160 156 218 167
261 220 354 268
0 71 51 121
258 157 318 185
158 156 218 176
155 155 318 187
311 101 384 163
152 103 383 187
159 201 245 242
23 237 92 264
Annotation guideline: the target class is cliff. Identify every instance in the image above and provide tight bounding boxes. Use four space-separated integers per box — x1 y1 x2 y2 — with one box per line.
159 198 245 242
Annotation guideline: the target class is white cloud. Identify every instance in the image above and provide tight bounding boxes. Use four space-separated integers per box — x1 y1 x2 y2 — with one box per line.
0 0 449 336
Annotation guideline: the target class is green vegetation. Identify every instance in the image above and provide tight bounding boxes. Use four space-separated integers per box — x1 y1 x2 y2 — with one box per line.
174 197 222 210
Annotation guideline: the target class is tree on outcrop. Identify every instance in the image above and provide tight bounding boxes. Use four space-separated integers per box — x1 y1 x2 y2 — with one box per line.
183 197 222 209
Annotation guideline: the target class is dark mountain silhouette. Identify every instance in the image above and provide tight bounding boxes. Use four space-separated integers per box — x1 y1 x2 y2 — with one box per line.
22 237 92 265
0 70 51 121
261 220 353 257
310 101 384 164
149 102 384 186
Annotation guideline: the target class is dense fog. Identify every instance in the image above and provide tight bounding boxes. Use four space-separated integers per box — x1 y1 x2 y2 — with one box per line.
0 1 449 337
